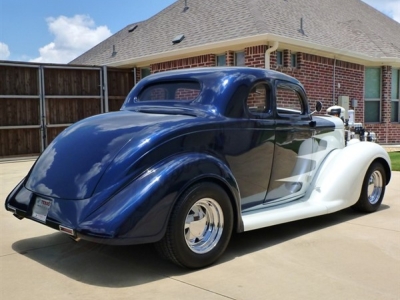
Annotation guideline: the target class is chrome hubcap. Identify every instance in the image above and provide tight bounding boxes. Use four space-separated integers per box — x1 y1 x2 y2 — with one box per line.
184 198 224 254
367 170 383 205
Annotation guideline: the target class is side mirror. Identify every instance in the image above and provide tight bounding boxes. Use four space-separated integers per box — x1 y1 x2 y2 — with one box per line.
311 101 323 115
316 101 322 112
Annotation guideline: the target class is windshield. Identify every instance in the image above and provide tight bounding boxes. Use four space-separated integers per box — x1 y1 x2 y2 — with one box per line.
138 81 201 102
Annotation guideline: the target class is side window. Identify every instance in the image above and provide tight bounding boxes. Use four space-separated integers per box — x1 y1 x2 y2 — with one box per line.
276 83 304 115
246 83 271 115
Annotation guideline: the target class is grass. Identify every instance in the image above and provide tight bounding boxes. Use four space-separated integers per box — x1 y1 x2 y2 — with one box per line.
389 152 400 171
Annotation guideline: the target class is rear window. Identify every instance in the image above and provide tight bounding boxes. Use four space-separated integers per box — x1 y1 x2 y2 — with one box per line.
138 81 201 101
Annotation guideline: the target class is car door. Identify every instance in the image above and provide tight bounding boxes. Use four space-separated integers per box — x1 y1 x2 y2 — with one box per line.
264 80 316 204
225 82 275 212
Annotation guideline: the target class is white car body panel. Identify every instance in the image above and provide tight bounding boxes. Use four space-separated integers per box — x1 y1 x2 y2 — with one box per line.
242 133 391 232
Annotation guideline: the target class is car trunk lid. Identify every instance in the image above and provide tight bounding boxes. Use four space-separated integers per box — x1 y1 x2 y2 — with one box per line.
25 111 193 200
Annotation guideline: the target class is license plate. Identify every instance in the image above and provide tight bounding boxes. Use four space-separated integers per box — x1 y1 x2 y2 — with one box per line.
32 197 52 222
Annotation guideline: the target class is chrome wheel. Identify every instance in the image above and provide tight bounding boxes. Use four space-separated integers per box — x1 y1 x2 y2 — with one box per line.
184 198 224 254
352 162 386 213
156 182 233 268
367 170 383 205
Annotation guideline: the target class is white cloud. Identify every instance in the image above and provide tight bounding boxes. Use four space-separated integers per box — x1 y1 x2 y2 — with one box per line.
0 42 11 60
31 15 111 64
362 0 400 22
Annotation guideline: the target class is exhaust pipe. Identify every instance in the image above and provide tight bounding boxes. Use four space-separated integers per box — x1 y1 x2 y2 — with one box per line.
59 225 81 242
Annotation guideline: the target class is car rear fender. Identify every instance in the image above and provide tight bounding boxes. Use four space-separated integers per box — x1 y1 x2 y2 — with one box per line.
307 141 391 212
79 152 242 244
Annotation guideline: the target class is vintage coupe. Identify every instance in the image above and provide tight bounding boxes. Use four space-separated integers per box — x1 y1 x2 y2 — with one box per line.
5 67 391 268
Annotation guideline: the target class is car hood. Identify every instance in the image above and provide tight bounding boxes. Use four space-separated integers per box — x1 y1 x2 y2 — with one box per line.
25 111 194 200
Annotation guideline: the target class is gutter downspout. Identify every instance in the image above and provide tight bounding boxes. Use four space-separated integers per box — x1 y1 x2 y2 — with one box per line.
265 41 279 70
333 58 336 105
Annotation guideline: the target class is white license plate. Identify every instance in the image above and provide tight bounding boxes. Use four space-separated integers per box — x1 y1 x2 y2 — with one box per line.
32 198 52 222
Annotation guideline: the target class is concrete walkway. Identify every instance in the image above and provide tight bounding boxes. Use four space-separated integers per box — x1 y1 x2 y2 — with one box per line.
0 159 399 300
383 145 400 152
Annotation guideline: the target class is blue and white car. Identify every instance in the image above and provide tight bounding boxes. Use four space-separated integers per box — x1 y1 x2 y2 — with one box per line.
5 67 391 268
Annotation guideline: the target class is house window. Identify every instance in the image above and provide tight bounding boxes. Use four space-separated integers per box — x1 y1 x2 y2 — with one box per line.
364 67 381 123
276 51 283 66
234 52 245 66
291 53 297 68
141 67 151 79
391 68 399 122
216 54 226 66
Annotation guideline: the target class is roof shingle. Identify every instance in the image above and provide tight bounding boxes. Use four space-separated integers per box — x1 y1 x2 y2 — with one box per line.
70 0 400 66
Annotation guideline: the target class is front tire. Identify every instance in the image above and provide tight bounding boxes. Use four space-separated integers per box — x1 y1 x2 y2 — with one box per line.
352 162 386 213
156 182 233 269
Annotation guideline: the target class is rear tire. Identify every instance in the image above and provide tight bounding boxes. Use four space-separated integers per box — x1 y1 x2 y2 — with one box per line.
352 162 386 213
155 182 233 269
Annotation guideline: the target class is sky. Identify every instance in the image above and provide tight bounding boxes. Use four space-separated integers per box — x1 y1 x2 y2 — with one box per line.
0 0 399 64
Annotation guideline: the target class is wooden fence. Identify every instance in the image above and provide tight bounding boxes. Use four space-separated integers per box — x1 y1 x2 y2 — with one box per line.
0 62 134 157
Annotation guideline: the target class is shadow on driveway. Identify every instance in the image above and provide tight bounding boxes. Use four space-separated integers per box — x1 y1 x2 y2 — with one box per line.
11 205 389 287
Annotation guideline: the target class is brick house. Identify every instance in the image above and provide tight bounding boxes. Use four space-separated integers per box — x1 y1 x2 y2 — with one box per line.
71 0 400 143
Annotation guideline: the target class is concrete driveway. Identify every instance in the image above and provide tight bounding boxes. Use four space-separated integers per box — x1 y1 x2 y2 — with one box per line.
1 159 399 300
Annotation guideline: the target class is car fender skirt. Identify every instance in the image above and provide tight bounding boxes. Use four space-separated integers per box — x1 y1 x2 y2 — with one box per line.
78 153 242 244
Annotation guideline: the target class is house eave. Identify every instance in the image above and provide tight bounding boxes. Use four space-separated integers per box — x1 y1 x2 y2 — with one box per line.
105 33 400 68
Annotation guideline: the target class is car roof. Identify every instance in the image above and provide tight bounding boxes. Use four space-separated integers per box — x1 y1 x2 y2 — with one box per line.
143 67 301 85
123 67 306 116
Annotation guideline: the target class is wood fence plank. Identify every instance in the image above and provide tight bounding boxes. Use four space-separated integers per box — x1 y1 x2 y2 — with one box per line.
1 63 134 157
0 129 40 157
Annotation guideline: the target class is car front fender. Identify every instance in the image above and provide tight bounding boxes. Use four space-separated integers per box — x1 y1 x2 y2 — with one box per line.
307 141 391 213
78 153 242 245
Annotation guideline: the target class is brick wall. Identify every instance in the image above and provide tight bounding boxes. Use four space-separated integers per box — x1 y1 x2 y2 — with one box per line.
139 45 400 143
258 48 399 143
270 51 365 115
151 54 216 73
245 45 267 69
175 88 200 100
226 51 234 66
135 67 142 84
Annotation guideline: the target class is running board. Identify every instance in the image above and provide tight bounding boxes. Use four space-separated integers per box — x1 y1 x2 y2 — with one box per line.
242 198 329 232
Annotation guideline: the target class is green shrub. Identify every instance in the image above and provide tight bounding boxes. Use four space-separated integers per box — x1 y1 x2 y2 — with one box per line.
389 152 400 171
